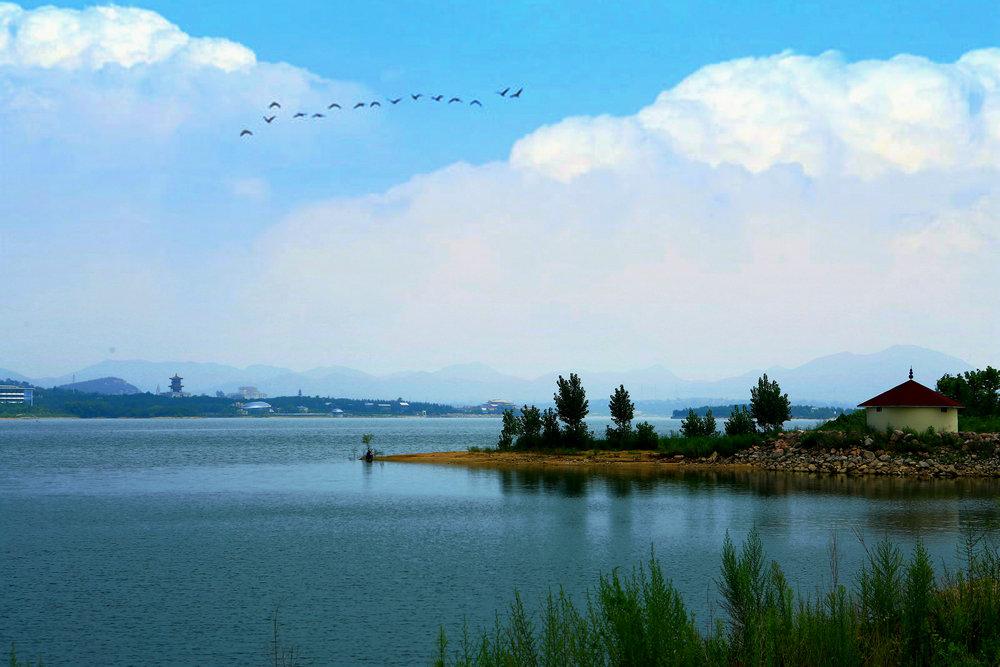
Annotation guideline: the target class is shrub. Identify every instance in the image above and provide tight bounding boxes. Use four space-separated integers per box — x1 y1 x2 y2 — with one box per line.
497 409 522 451
681 409 716 438
751 373 792 432
725 405 756 436
633 421 658 450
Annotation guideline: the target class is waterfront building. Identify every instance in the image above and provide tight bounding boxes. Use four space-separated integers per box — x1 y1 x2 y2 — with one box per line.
0 385 33 406
858 369 962 433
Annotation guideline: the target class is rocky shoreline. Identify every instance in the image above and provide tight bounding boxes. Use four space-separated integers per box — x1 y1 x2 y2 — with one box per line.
695 430 1000 478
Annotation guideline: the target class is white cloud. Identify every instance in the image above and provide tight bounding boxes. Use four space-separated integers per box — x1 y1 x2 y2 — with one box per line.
0 6 997 376
0 2 254 70
514 49 1000 180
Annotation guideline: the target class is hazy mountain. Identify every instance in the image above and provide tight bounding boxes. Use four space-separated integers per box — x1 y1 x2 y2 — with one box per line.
0 367 30 383
57 377 140 395
9 345 975 405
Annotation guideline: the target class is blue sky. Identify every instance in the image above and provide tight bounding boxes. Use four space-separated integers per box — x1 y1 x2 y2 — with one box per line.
2 1 999 378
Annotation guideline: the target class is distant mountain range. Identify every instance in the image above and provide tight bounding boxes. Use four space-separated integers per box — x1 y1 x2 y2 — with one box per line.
1 345 974 407
56 377 140 395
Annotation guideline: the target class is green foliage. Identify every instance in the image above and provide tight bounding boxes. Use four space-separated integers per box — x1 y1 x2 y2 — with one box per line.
361 433 374 445
633 421 659 450
435 533 1000 666
515 405 543 450
938 366 1000 417
724 405 756 436
658 433 760 458
497 409 522 451
959 414 1000 433
541 408 561 448
750 373 792 432
554 373 591 448
681 408 717 437
606 384 635 444
816 409 868 434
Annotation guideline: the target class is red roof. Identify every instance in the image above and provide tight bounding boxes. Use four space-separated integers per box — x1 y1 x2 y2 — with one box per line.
858 380 963 408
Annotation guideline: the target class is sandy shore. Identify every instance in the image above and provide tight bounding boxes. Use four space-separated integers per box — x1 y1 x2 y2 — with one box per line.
378 449 748 472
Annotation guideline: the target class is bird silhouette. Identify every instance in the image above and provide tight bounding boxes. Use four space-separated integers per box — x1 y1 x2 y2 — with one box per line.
263 115 276 123
431 95 443 101
312 113 324 118
293 112 307 118
388 98 402 104
470 99 482 106
268 101 281 109
353 102 365 109
328 102 341 109
448 97 461 103
496 87 510 97
510 88 523 98
370 101 381 108
240 129 253 137
411 93 423 100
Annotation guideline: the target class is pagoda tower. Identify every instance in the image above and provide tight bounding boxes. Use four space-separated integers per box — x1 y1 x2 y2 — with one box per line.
169 374 183 394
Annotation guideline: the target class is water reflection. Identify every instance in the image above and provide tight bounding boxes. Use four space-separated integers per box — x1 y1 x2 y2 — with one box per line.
480 466 1000 537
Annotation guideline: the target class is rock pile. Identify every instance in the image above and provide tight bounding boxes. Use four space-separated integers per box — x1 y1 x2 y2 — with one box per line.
692 431 1000 478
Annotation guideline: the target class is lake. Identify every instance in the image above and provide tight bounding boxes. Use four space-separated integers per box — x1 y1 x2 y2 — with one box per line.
2 418 999 665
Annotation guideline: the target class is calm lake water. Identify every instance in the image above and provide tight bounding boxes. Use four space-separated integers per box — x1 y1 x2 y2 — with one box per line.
2 417 999 665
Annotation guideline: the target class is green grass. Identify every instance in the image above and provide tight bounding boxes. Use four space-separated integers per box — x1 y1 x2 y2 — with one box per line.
434 532 1000 666
657 434 762 458
959 415 1000 433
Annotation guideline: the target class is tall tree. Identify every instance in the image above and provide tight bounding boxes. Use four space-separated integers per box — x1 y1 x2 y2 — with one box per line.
750 374 791 432
725 405 756 436
607 384 635 444
554 373 590 447
681 408 705 438
541 408 561 447
703 408 717 436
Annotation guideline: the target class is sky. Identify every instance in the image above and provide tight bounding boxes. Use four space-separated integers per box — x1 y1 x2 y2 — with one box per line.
1 1 998 378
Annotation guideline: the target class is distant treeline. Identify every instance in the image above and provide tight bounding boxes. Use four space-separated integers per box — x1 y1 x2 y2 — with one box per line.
0 384 458 418
671 404 849 419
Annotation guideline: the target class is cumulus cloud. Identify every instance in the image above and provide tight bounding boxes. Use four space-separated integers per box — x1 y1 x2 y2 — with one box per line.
0 2 254 70
513 49 1000 180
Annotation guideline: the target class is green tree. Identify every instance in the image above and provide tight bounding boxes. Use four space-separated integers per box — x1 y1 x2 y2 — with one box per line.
497 409 522 451
750 373 791 432
517 405 543 450
541 408 561 447
681 408 705 438
937 367 1000 417
725 405 757 436
703 408 717 436
633 421 659 449
606 384 635 444
554 373 590 448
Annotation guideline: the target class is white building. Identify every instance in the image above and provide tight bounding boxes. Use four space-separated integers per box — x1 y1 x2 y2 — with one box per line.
0 385 33 406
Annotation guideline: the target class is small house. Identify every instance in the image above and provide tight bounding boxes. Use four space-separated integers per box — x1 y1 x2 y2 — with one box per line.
858 370 962 433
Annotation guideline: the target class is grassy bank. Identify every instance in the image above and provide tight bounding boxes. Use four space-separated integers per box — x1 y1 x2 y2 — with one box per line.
434 532 1000 666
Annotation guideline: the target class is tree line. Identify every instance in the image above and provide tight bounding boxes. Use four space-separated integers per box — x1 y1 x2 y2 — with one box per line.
498 373 792 451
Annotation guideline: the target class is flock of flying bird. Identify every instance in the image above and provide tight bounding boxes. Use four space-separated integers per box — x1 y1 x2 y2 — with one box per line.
239 86 523 137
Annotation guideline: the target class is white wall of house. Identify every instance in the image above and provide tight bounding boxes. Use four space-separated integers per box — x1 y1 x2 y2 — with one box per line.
865 406 959 433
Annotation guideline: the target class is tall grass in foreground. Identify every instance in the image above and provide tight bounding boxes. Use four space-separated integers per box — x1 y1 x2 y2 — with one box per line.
434 532 1000 666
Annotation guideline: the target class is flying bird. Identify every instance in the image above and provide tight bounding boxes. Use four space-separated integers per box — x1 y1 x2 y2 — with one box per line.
410 93 423 100
268 101 281 109
496 87 510 97
240 129 253 137
353 102 365 109
263 115 276 123
510 88 523 98
293 112 307 118
312 113 324 118
431 95 443 101
448 97 461 103
469 99 482 106
328 102 341 109
388 98 402 104
370 100 381 108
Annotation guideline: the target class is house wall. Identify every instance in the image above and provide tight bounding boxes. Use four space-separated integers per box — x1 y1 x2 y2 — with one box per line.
865 407 959 433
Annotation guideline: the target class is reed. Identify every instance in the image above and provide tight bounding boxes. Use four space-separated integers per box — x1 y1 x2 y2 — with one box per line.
434 531 1000 666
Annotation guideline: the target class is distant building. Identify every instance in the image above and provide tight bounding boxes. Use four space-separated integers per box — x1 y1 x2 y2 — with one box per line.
0 385 33 406
170 374 183 393
480 399 517 414
858 369 962 433
242 401 272 416
227 386 267 400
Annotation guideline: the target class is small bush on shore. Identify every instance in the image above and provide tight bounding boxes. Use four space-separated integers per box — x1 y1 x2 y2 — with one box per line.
658 433 760 458
434 532 1000 666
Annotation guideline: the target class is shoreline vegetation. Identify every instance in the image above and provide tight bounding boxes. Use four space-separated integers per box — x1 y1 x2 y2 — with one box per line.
433 531 1000 666
382 368 1000 479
